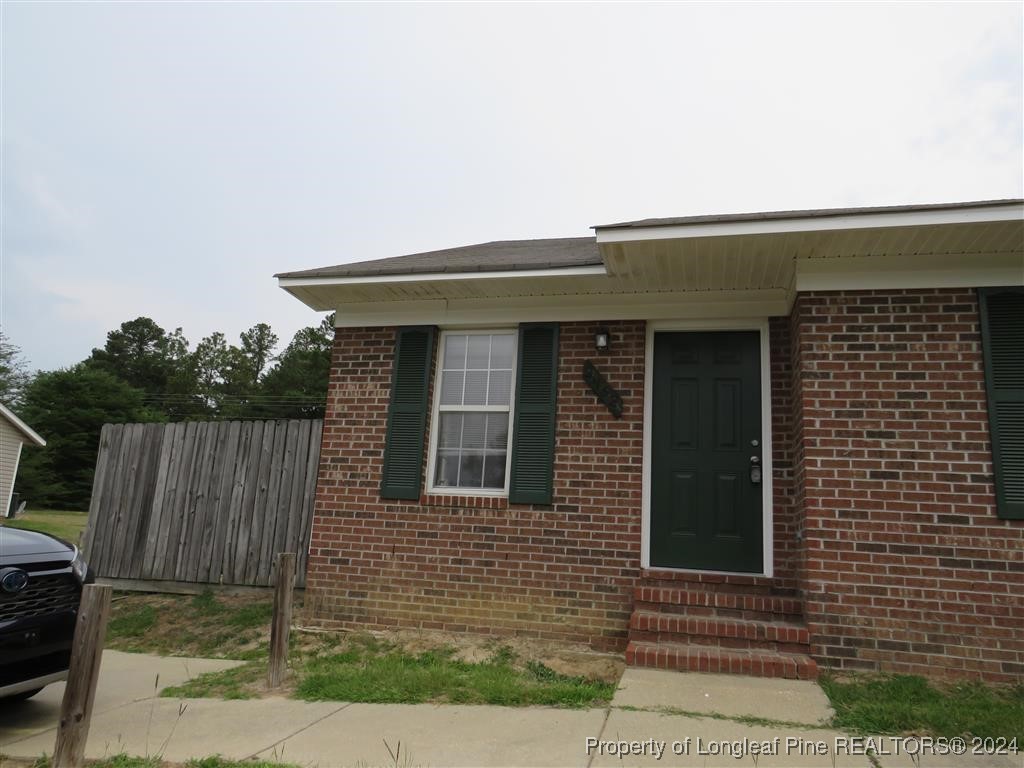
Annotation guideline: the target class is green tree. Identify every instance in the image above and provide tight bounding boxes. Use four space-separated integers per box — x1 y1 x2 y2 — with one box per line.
14 366 165 509
238 323 279 387
87 317 190 394
209 323 282 419
257 314 334 418
186 331 253 419
0 331 30 406
190 331 232 410
86 317 198 419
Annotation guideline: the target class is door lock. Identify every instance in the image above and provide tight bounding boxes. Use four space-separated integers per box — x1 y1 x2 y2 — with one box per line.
750 456 762 484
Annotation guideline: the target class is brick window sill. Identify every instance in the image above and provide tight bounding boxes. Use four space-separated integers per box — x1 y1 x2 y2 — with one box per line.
420 493 510 510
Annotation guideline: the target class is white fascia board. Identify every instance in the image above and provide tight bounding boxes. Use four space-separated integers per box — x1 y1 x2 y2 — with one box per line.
795 251 1024 291
277 264 608 289
595 203 1024 244
331 289 792 327
0 403 46 446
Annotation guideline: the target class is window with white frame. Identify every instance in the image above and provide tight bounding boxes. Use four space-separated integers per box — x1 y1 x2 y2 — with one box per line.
430 331 517 493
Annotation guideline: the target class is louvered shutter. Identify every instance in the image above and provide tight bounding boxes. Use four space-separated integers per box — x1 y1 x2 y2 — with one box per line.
380 326 435 500
979 288 1024 520
509 323 559 504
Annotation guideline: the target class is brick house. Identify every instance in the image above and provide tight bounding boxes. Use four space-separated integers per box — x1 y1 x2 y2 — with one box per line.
277 200 1023 682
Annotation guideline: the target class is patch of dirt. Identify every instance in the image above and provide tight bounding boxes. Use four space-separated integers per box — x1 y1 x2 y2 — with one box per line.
297 625 626 684
108 590 625 691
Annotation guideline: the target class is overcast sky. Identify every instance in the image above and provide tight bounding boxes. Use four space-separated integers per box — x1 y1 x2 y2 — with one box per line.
2 2 1021 372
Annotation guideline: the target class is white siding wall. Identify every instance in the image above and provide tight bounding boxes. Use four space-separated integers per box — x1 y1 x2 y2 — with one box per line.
0 420 25 516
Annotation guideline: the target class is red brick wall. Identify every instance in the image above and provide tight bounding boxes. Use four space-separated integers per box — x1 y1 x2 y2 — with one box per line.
769 317 799 591
792 289 1024 681
306 319 807 650
304 321 646 650
303 300 1023 679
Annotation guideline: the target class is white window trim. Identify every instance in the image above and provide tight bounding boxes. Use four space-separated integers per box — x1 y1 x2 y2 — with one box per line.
641 318 774 578
425 328 518 497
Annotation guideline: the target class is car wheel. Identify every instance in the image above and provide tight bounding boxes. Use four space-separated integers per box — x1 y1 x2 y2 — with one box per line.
0 687 44 703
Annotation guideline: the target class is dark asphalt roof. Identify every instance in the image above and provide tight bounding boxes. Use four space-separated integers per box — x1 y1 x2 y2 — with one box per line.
594 199 1024 230
275 237 601 279
277 200 1022 281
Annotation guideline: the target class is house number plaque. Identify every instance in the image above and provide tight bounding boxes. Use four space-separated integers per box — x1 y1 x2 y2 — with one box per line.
583 360 624 419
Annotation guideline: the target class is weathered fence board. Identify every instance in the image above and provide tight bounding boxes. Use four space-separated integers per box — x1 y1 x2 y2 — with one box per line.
83 419 322 588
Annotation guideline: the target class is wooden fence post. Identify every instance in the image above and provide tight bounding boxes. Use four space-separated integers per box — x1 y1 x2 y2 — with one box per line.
268 552 296 689
53 583 113 768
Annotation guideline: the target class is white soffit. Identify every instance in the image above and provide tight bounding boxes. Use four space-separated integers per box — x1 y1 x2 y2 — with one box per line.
600 215 1023 294
279 268 615 311
330 289 792 327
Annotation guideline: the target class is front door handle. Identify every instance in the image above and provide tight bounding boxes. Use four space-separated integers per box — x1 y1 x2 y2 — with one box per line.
750 456 762 484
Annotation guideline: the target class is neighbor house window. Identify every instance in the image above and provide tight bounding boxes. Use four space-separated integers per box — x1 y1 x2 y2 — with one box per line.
429 331 517 493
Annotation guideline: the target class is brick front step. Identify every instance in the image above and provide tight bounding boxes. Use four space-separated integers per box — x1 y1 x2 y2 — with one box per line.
634 586 805 622
626 640 819 680
629 610 810 653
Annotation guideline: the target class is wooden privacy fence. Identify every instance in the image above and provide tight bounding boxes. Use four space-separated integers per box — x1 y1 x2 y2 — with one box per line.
82 419 322 588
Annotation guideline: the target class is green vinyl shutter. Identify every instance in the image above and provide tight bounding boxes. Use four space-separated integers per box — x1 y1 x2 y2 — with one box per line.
380 326 435 500
509 323 559 505
979 287 1024 520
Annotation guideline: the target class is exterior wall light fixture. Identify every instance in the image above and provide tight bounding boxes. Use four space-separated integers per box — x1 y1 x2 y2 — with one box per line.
595 328 610 351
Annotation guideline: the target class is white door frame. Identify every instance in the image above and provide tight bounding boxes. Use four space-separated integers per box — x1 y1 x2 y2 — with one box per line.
641 318 775 577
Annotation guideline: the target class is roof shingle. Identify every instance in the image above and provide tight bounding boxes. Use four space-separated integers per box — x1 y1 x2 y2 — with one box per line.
275 237 600 279
276 200 1023 281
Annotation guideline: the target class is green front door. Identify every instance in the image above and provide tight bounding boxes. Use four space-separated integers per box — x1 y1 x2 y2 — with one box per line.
650 330 764 573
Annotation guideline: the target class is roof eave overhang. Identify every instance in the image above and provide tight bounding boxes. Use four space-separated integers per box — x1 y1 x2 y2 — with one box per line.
277 202 1023 319
277 264 610 312
594 201 1024 243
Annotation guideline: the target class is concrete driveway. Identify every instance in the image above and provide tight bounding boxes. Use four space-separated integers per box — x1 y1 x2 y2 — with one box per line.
0 650 242 757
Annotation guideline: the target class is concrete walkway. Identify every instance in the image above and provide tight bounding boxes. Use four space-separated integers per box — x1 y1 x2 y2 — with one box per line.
1 652 1019 767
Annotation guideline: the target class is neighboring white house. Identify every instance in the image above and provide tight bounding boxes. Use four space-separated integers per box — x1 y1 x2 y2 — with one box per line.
0 403 46 516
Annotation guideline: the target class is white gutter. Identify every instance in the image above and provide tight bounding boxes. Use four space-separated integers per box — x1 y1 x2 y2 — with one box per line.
277 264 608 289
595 202 1024 244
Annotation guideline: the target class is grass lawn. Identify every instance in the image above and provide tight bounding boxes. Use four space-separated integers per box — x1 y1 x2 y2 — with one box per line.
0 508 88 545
107 593 614 712
108 591 1024 729
110 591 619 709
108 591 272 660
164 633 617 708
164 634 616 707
296 642 615 707
820 673 1024 741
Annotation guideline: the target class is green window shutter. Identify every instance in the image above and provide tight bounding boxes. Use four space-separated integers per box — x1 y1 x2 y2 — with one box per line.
979 287 1024 520
380 326 435 500
509 323 559 505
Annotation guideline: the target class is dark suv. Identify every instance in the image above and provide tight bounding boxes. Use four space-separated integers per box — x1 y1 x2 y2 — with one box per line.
0 527 91 701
